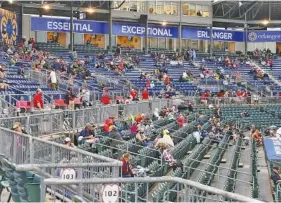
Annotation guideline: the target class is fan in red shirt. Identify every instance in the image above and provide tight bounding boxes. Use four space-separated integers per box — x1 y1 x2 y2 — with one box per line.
103 118 114 132
242 90 248 98
177 114 185 128
130 89 138 100
164 76 170 85
33 89 43 110
145 80 150 88
135 113 144 124
101 88 111 105
101 94 111 105
236 90 242 97
142 88 149 100
217 91 225 98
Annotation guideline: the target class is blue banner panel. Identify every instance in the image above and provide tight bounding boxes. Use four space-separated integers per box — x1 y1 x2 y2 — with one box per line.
264 138 281 161
247 30 281 42
31 16 108 34
112 23 178 38
181 27 244 42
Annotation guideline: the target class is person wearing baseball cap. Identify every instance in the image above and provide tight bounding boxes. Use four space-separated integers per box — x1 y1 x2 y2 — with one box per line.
79 123 97 139
63 137 75 148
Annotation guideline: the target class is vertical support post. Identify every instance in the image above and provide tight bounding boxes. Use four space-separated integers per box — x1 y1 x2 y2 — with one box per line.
134 183 138 202
13 134 17 163
40 177 46 202
179 1 182 54
77 153 83 197
70 1 74 51
244 15 248 55
112 166 120 178
144 17 148 54
20 5 24 44
210 25 213 56
29 137 34 164
108 1 113 52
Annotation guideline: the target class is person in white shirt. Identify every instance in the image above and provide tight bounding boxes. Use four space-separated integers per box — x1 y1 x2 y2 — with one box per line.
150 81 155 89
81 86 91 107
182 71 187 79
7 47 13 55
49 69 57 90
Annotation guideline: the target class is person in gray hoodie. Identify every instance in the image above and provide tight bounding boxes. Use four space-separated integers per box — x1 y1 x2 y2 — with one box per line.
108 125 124 147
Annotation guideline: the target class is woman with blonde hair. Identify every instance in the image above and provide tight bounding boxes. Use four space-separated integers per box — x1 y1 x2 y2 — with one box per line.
120 152 136 177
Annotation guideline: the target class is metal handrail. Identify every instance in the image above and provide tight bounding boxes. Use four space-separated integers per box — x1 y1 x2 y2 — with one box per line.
0 127 117 163
43 176 264 203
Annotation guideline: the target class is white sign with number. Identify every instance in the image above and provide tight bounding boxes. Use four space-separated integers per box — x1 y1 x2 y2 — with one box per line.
101 184 120 203
60 168 76 180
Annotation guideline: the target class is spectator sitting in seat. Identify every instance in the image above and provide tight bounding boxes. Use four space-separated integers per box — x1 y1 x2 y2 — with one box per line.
0 68 8 90
208 131 221 145
136 128 153 147
63 137 76 148
78 123 99 144
271 167 281 185
154 129 174 148
0 80 8 90
108 125 124 147
17 65 25 76
130 122 138 135
11 122 27 134
81 86 91 107
177 114 185 128
251 128 263 146
188 102 193 112
0 68 6 79
121 152 136 178
159 106 169 117
240 111 250 117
